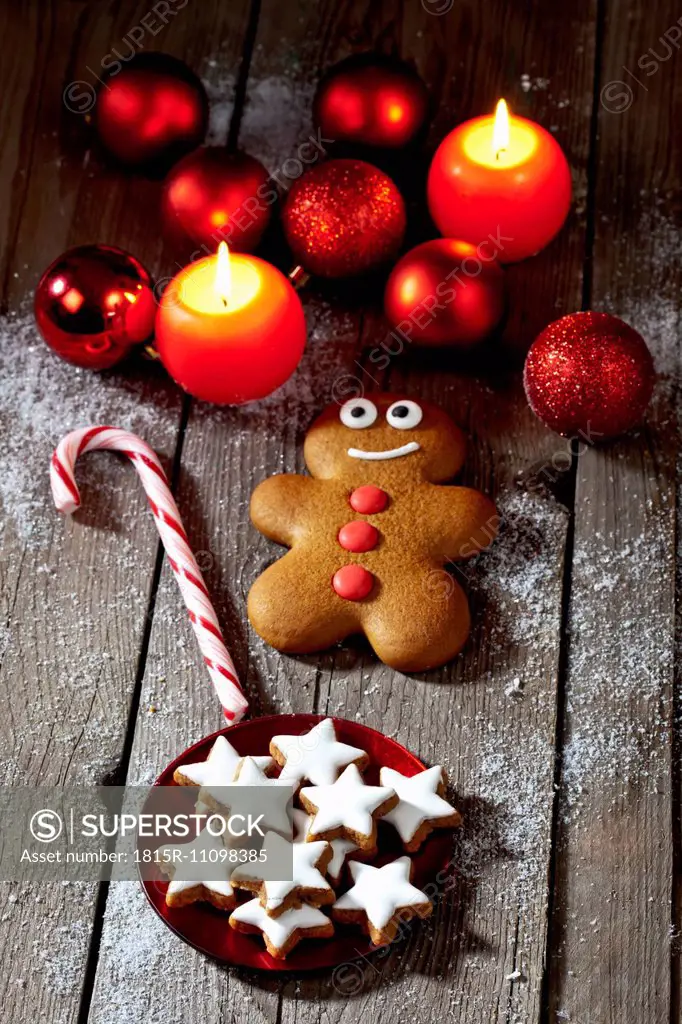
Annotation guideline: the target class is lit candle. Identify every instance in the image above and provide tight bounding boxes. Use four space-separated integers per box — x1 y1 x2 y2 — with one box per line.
155 242 306 404
427 100 572 263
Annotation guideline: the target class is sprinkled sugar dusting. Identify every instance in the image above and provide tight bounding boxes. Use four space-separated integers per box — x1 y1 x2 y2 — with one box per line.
240 75 317 171
0 297 353 548
453 488 567 907
0 308 178 546
90 883 191 1024
560 519 673 817
469 486 568 650
596 207 682 389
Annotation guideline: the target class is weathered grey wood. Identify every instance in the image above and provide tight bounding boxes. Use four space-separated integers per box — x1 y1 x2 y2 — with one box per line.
0 3 250 1023
547 1 681 1019
9 2 677 1022
87 3 596 1024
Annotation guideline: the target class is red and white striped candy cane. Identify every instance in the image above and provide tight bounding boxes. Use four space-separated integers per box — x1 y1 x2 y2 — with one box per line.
50 426 249 723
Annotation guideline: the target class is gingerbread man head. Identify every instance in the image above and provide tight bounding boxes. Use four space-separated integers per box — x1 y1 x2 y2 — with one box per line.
303 394 467 487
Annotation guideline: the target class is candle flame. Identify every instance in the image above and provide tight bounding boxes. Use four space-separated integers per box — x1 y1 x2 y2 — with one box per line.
492 98 509 160
215 241 231 307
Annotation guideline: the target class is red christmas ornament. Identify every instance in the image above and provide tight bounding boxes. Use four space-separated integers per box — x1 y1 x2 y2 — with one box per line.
523 312 655 439
95 53 208 169
314 52 428 149
162 148 272 252
35 245 155 370
384 238 506 348
282 159 406 278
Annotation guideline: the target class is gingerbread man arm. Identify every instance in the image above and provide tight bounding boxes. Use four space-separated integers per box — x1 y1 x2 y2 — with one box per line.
425 485 499 561
250 474 321 547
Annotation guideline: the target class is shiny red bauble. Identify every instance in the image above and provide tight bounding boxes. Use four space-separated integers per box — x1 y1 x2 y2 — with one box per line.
314 52 428 149
282 159 406 278
95 53 208 169
34 245 156 370
523 312 655 439
384 238 506 347
162 148 272 252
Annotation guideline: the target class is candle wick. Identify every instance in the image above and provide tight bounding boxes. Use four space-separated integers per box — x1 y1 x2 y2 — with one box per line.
495 147 506 162
221 296 228 309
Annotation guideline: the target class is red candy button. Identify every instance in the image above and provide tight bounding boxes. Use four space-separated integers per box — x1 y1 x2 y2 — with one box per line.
332 564 374 601
338 520 379 553
349 485 388 515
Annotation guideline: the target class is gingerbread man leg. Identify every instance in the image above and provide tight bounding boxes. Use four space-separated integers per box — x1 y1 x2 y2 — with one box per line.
361 562 471 673
248 549 360 654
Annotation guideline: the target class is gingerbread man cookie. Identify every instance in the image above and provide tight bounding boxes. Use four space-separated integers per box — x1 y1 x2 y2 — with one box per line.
248 394 497 671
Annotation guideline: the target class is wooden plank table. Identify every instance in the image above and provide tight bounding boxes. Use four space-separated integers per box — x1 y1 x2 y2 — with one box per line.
0 2 679 1022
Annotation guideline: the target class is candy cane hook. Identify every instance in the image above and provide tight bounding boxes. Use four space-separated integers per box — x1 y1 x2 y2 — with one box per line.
50 425 248 723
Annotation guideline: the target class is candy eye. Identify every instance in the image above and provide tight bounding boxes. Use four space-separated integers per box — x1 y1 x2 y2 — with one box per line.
386 400 423 429
340 398 379 429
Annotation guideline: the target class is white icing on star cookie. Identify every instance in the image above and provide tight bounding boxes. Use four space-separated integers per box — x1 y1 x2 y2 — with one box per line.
229 897 334 958
174 734 273 796
293 808 366 887
157 827 236 910
379 765 462 851
231 830 334 915
224 756 293 837
292 807 313 842
270 717 369 787
332 856 432 945
299 763 397 850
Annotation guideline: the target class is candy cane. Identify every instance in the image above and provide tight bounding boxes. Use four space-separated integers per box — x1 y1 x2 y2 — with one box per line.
50 426 248 723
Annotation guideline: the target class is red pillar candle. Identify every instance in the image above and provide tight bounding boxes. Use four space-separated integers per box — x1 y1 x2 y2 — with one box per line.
155 243 306 404
427 100 571 263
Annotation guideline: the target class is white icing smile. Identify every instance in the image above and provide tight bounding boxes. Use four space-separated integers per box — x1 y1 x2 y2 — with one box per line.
347 441 420 461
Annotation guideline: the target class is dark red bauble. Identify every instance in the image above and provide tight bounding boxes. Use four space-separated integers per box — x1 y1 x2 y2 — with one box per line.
523 311 655 439
95 53 208 168
34 245 156 370
282 159 406 278
162 148 271 252
384 238 506 348
314 52 428 149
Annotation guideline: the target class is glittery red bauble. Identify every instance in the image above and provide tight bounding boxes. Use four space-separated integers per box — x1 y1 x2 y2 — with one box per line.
314 52 428 149
95 53 208 169
35 245 156 370
162 148 272 252
384 238 506 348
282 159 406 278
523 312 655 439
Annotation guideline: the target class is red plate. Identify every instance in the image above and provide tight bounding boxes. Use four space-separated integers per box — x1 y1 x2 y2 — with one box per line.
141 713 452 971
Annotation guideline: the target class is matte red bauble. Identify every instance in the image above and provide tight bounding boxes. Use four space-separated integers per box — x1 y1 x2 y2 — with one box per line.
523 312 655 439
314 52 428 149
162 148 271 252
384 238 506 347
282 159 406 278
34 245 156 370
95 53 208 168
